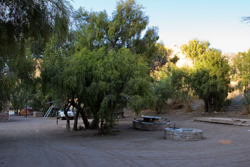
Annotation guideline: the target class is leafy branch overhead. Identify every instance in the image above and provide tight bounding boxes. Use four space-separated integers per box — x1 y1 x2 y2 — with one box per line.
74 0 160 66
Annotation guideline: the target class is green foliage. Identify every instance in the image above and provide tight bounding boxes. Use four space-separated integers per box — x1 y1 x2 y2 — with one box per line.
152 78 172 114
188 48 230 112
10 58 38 115
0 0 71 109
153 64 192 113
149 43 170 72
41 35 73 102
0 0 71 50
41 34 154 132
234 49 250 111
10 86 24 112
39 0 164 133
243 93 250 113
0 71 16 111
83 47 154 118
234 49 250 95
74 0 160 69
181 39 210 62
170 55 180 64
1 0 71 71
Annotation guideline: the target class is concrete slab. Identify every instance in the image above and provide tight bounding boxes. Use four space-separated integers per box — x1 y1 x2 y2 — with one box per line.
194 117 250 126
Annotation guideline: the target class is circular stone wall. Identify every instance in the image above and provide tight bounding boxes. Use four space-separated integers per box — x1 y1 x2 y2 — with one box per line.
133 120 171 131
164 128 203 141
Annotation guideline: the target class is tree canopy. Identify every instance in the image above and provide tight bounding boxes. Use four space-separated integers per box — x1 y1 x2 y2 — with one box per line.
181 39 210 63
0 0 72 110
74 0 161 70
188 48 230 112
40 0 159 133
233 49 250 96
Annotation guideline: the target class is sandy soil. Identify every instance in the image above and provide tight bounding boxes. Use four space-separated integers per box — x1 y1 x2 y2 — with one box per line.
1 109 250 167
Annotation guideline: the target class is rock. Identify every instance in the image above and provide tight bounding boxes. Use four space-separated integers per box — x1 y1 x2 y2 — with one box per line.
78 125 85 130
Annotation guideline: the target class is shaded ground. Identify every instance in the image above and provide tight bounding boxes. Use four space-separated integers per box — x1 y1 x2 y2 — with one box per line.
227 90 244 112
1 110 250 167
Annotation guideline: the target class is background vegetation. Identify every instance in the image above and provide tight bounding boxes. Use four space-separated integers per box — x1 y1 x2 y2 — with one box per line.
1 0 250 134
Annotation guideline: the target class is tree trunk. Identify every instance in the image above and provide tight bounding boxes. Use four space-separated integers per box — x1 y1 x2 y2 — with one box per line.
66 118 70 131
79 108 90 129
208 100 212 113
64 107 70 132
65 114 70 131
100 119 104 135
24 98 28 117
156 108 159 115
204 99 209 113
244 85 247 97
73 109 79 131
204 98 213 113
91 116 99 129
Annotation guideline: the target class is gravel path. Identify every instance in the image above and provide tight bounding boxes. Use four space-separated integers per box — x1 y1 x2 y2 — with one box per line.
1 114 250 167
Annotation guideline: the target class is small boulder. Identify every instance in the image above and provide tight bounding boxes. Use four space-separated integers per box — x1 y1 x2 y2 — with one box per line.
78 125 85 130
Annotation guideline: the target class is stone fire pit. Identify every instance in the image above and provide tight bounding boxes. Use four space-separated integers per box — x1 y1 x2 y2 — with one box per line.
164 127 203 141
133 116 171 131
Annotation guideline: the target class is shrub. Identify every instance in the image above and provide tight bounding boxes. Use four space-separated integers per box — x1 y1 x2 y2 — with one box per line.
243 94 250 113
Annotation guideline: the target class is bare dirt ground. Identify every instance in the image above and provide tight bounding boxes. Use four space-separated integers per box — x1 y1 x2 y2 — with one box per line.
1 104 250 167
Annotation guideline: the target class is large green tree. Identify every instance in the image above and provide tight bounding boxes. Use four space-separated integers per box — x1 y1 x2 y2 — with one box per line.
11 45 37 117
41 0 160 133
0 0 71 110
188 48 230 112
40 28 75 130
72 47 154 133
41 44 155 133
153 63 192 114
233 49 250 96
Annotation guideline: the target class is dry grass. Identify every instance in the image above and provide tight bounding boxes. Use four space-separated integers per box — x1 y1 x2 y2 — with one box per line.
241 110 249 115
185 103 192 113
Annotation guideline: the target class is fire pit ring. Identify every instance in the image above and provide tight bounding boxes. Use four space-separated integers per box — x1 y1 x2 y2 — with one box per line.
164 128 203 141
133 116 171 131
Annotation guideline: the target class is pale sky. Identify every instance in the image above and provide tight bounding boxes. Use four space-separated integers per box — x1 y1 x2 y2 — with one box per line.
72 0 250 53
